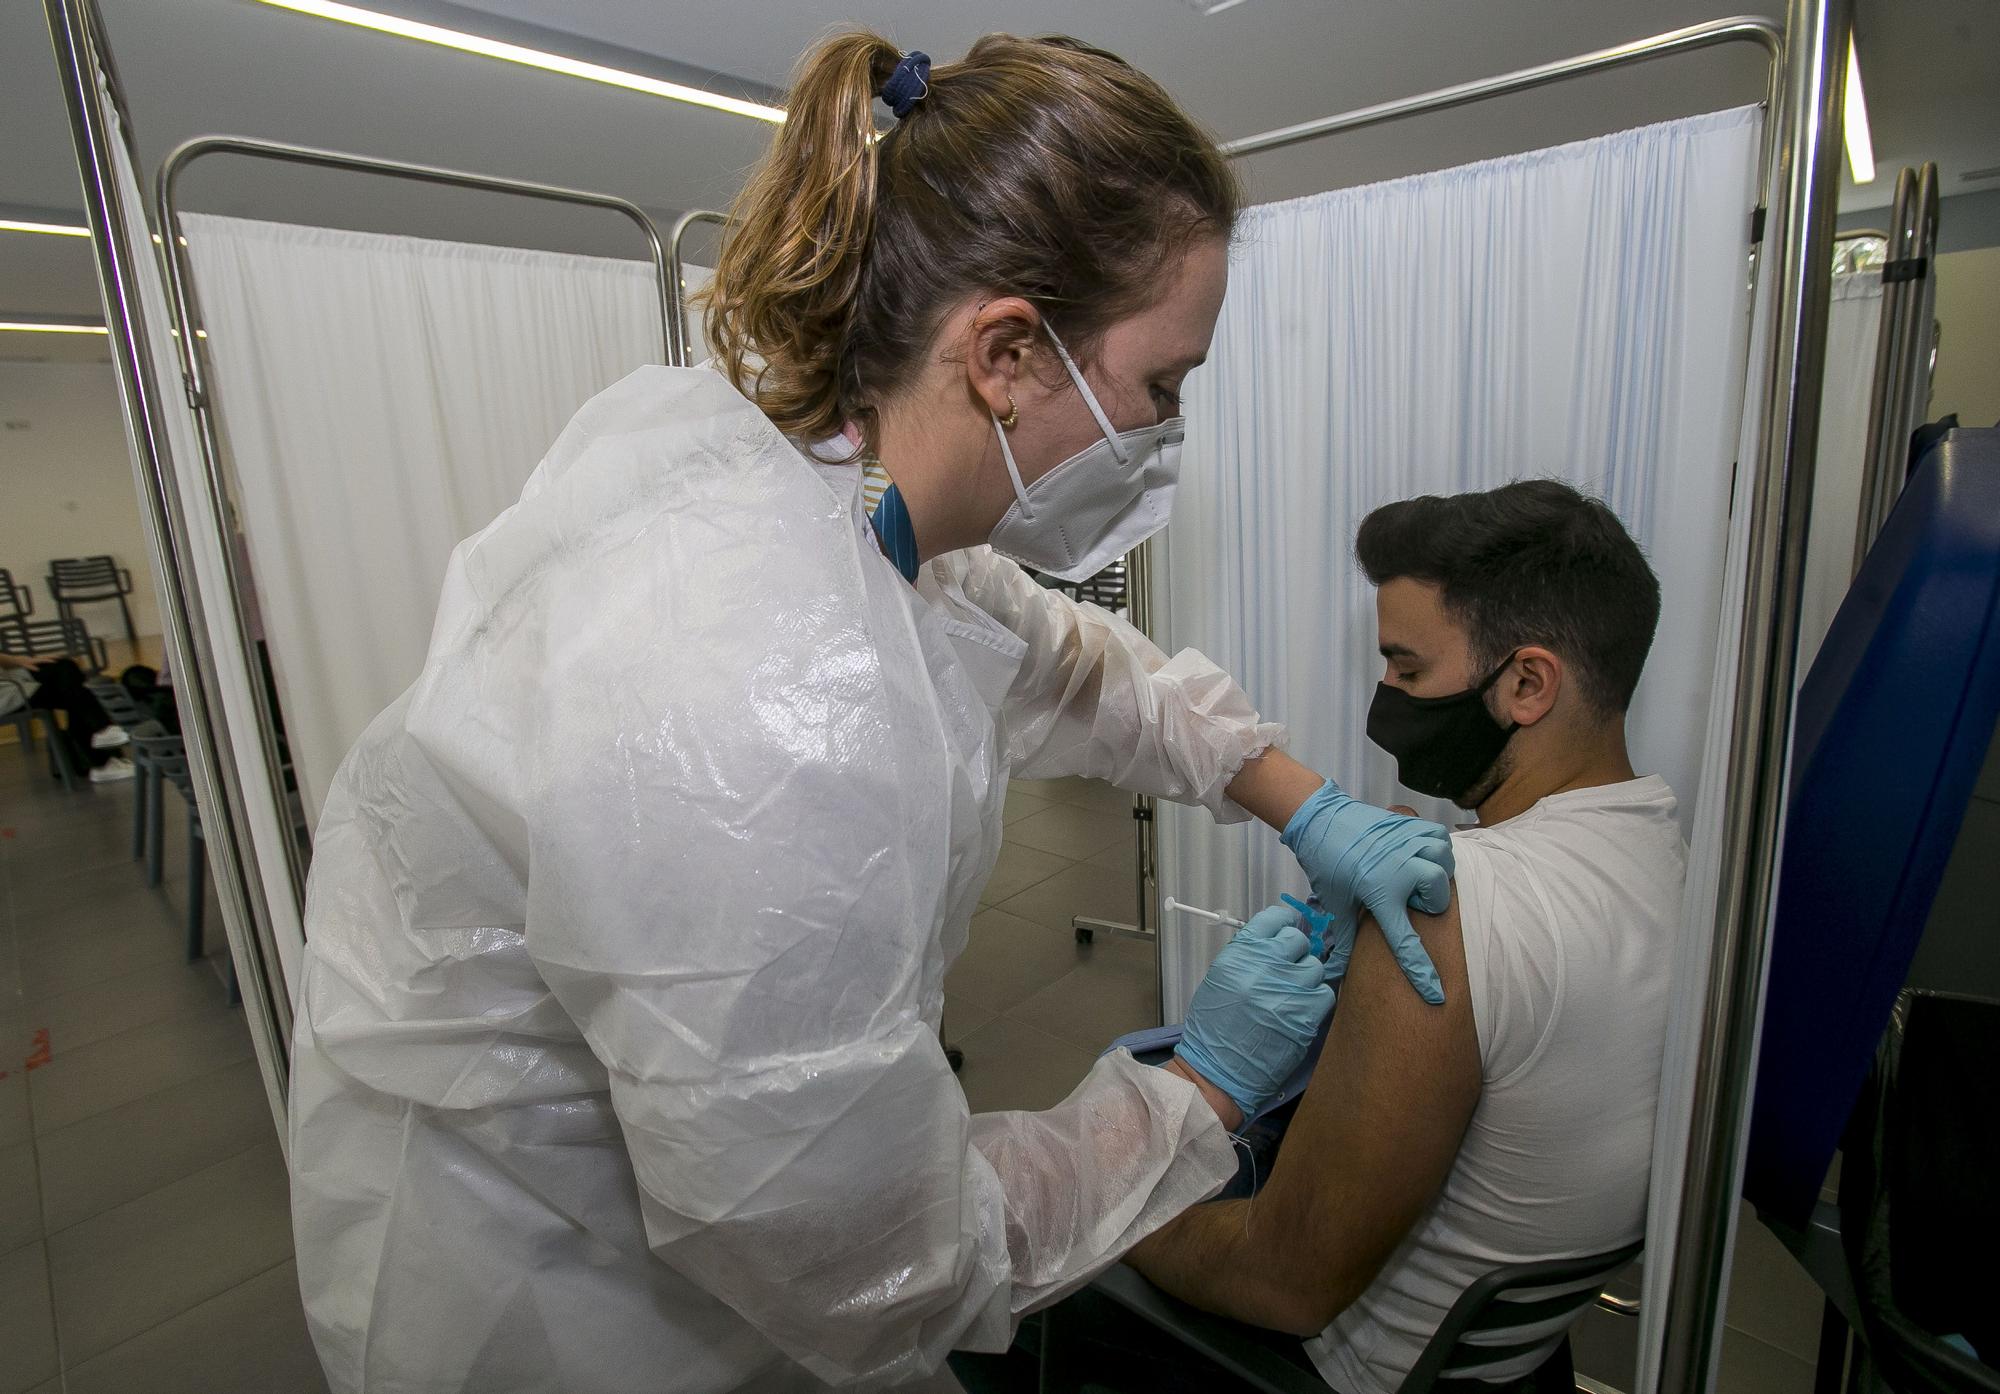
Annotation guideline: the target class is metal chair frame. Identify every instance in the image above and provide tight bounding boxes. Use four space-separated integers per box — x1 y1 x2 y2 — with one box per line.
0 568 33 620
1042 1241 1644 1394
46 554 138 649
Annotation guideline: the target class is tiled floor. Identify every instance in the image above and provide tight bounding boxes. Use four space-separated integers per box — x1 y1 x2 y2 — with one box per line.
1569 1201 1833 1393
0 729 326 1394
0 723 1835 1394
948 776 1158 1115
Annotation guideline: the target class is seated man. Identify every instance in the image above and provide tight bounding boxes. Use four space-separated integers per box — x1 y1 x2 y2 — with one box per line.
1124 479 1686 1393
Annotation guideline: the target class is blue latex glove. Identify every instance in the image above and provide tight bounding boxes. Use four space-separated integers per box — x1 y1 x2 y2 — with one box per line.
1281 894 1358 986
1280 780 1453 1004
1174 906 1334 1121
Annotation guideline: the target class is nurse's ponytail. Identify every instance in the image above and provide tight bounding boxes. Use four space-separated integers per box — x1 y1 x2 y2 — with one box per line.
703 32 898 450
703 30 1239 453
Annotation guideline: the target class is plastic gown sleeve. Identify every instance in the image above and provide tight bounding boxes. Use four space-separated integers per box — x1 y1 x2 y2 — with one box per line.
945 548 1285 822
517 390 1236 1387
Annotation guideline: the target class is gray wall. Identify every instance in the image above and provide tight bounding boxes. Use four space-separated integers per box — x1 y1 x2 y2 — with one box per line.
1839 187 2000 254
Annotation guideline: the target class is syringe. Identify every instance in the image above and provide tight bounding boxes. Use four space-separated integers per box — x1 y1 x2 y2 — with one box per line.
1161 896 1247 930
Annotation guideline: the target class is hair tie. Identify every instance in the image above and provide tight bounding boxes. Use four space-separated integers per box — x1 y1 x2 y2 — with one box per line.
880 51 931 120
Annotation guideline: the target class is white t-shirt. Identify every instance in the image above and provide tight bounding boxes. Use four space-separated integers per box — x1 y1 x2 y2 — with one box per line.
1307 776 1687 1394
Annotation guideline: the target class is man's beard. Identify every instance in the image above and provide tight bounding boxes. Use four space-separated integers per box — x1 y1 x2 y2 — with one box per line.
1455 745 1515 811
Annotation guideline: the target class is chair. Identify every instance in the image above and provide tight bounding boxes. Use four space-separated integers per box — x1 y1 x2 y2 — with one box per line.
1074 557 1129 611
2 683 67 787
0 615 108 790
163 757 209 966
87 678 166 858
127 730 209 963
129 731 186 887
0 568 32 619
0 614 108 675
1040 1242 1644 1394
46 555 138 650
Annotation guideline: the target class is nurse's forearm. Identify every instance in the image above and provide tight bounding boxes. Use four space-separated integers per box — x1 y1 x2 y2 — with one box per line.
1225 748 1328 832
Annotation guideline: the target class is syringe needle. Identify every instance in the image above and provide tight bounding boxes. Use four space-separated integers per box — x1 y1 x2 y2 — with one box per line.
1161 896 1247 930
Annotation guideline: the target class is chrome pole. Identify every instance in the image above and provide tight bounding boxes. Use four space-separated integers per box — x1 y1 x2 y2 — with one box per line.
1070 542 1162 964
1222 16 1782 166
669 209 730 367
41 0 294 1118
150 167 309 912
1853 162 1939 568
1908 161 1940 424
1854 167 1916 574
1656 0 1851 1388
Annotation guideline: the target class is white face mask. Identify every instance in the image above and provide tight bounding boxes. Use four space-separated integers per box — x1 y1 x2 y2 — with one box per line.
987 327 1183 583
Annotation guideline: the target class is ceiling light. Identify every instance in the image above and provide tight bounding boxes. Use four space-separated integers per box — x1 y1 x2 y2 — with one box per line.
254 0 785 124
0 321 109 335
1844 36 1875 186
0 219 91 238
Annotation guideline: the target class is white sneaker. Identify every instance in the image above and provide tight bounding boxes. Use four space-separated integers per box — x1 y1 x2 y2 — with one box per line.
92 724 131 750
90 756 137 784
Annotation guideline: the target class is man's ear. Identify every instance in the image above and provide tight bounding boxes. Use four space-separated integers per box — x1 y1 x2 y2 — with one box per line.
963 297 1041 421
1498 646 1562 727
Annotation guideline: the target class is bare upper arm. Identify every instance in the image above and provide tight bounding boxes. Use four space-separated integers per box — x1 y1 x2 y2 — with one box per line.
1246 890 1484 1332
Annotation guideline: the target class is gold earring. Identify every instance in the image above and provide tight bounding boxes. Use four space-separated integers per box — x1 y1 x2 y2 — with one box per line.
1000 394 1019 430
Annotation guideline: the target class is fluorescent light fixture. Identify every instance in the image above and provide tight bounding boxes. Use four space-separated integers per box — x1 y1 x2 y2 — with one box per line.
254 0 785 124
1844 36 1875 185
0 321 109 335
0 219 91 238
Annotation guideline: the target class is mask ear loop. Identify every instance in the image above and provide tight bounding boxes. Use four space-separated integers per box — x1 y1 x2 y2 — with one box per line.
1041 324 1131 465
991 411 1036 522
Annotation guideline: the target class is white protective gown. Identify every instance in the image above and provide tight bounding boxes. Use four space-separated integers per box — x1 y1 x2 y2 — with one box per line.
289 366 1283 1393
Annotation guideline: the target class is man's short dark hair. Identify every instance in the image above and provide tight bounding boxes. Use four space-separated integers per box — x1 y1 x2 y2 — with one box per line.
1355 480 1661 714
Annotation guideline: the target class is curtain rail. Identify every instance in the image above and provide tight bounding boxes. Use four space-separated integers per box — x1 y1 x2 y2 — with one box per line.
155 135 678 387
669 209 728 366
1221 15 1781 160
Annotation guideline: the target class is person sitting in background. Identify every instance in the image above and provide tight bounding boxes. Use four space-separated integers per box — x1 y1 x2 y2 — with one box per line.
1121 480 1686 1394
0 650 134 782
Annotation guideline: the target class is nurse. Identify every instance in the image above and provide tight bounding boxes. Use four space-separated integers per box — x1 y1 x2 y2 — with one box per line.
288 29 1451 1394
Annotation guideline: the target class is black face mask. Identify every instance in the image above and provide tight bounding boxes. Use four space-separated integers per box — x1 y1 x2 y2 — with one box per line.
1366 653 1519 803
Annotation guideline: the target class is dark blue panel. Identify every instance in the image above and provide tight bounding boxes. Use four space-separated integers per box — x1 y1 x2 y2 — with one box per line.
1746 428 2000 1225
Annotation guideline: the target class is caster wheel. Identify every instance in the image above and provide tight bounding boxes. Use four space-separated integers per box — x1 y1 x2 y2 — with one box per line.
945 1046 964 1073
1074 926 1095 945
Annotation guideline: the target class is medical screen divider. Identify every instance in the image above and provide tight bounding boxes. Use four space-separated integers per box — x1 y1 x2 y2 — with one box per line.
41 0 296 1140
1172 7 1849 1391
149 137 677 848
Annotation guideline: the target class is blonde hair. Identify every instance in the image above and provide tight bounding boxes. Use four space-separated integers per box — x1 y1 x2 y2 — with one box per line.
702 32 1240 449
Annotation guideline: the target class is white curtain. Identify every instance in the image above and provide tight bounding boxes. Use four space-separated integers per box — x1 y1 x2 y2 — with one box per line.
1155 104 1766 1016
181 215 673 820
1796 270 1885 669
